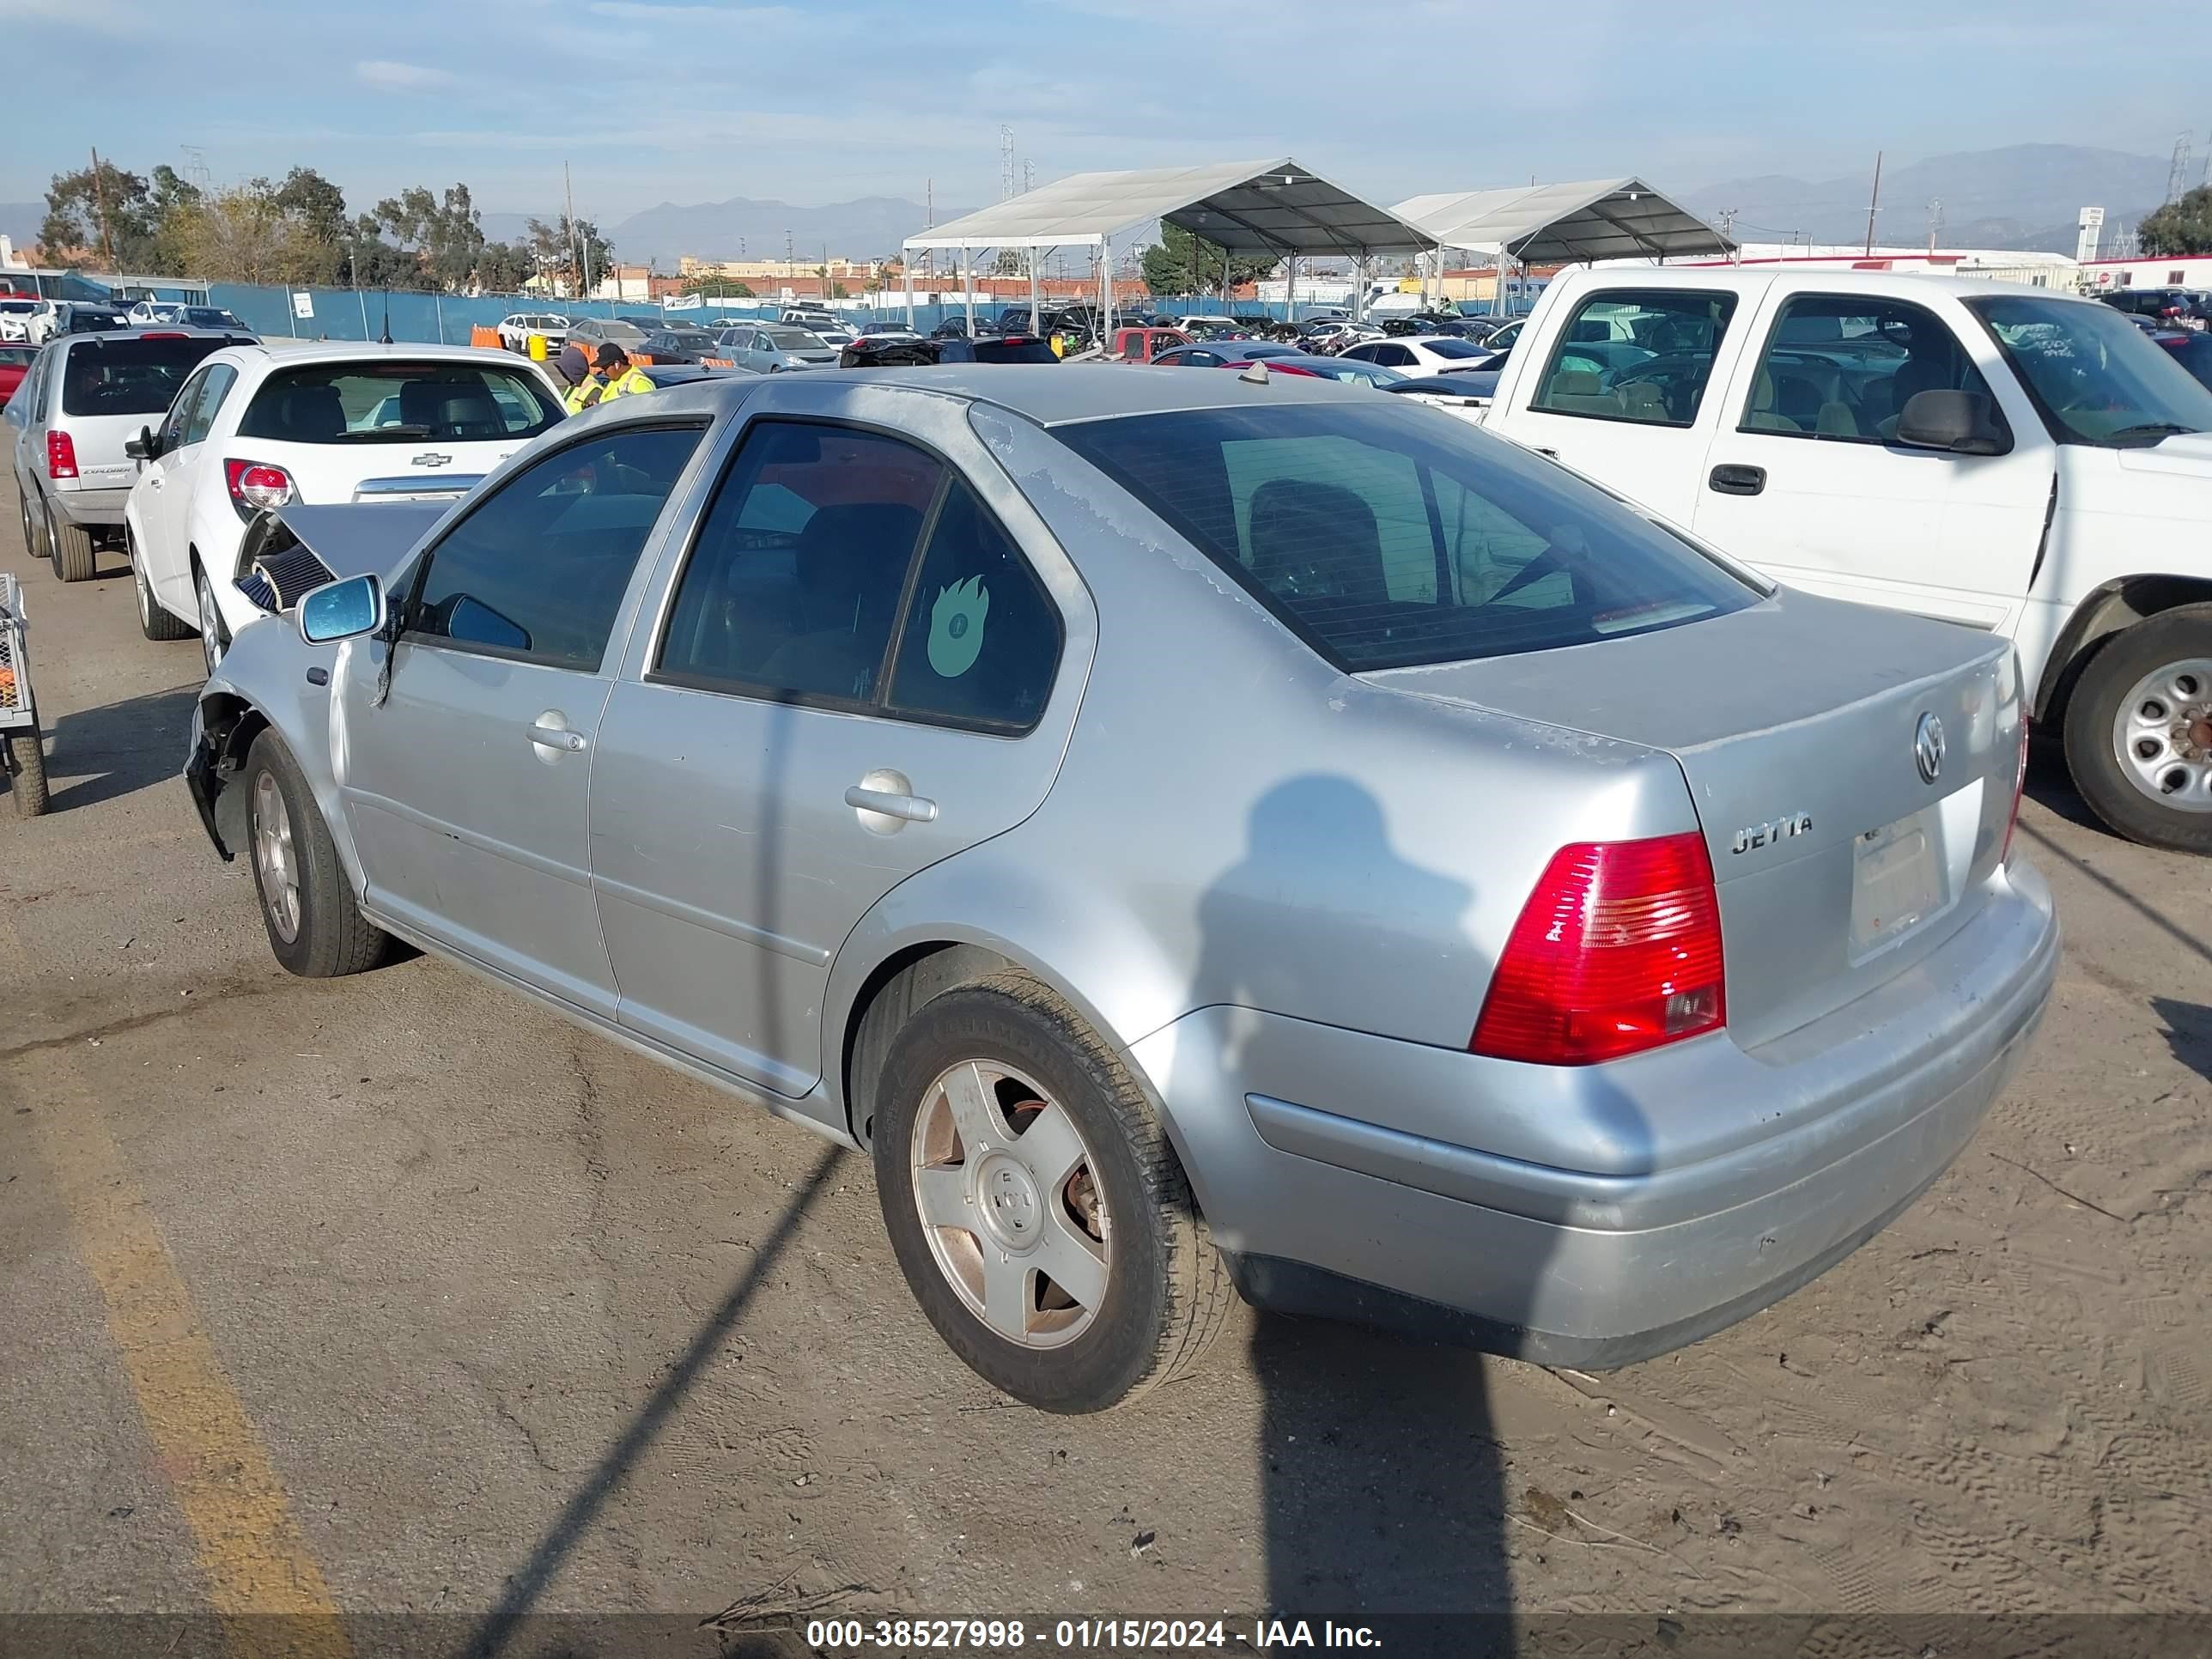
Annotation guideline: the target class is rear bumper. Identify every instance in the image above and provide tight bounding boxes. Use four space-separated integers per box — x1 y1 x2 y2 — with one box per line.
52 484 128 526
1128 860 2059 1365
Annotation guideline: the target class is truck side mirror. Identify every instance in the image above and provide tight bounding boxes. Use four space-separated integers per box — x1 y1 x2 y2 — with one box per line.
1896 389 2011 457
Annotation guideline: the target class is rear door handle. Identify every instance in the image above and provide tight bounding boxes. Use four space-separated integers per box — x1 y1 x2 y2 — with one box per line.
527 720 587 753
1708 463 1766 496
845 785 937 823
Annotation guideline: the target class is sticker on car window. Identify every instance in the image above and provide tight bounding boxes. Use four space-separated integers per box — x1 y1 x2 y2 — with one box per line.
927 577 989 677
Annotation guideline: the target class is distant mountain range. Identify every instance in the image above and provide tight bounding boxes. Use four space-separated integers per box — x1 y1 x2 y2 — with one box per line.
1677 143 2171 254
3 143 2186 272
604 194 975 268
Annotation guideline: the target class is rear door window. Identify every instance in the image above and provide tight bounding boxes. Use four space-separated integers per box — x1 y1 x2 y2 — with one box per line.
59 337 228 416
1529 289 1737 427
1056 401 1755 671
239 362 562 444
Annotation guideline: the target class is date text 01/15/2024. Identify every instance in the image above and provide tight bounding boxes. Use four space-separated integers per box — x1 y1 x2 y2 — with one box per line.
800 1618 1382 1650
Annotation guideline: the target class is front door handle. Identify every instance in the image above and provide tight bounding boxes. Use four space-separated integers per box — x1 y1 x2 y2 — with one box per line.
845 784 938 823
1709 463 1766 496
527 719 587 753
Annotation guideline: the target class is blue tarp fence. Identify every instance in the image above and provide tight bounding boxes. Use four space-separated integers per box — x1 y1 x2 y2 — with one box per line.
81 279 1519 348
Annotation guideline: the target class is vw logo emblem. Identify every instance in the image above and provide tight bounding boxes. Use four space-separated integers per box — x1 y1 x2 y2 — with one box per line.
1914 713 1946 784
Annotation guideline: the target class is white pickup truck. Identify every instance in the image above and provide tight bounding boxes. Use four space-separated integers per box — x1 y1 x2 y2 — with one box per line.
1479 266 2212 853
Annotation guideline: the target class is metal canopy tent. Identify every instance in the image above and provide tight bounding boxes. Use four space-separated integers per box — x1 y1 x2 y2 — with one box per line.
900 156 1437 337
1391 178 1735 313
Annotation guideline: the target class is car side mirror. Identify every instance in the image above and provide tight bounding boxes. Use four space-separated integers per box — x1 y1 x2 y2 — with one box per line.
298 574 385 645
125 425 161 461
1896 389 2011 456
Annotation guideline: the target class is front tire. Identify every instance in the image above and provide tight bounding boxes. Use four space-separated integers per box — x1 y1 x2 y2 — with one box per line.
132 534 194 641
46 501 96 583
243 730 391 977
2063 605 2212 854
872 973 1231 1413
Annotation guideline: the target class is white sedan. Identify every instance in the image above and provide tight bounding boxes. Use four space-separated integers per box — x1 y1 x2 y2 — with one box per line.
497 313 572 353
0 297 36 343
1336 335 1498 376
123 342 565 672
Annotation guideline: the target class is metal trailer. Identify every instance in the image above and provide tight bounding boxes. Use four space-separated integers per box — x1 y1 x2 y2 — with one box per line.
0 572 48 816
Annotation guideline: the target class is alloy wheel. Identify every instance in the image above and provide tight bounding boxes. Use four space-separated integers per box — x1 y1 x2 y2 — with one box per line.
251 769 302 944
2112 656 2212 814
197 568 224 677
908 1060 1110 1350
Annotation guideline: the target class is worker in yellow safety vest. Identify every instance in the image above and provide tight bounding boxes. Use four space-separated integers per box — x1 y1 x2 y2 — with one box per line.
555 343 599 415
591 343 655 402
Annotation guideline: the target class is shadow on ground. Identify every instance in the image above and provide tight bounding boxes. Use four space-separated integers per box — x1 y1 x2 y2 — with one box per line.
43 684 199 813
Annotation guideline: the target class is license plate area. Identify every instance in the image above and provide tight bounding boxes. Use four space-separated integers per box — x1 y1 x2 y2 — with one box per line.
1850 807 1946 957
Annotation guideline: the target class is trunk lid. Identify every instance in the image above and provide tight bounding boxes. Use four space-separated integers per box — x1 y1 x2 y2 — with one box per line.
233 434 521 511
1364 590 2022 1048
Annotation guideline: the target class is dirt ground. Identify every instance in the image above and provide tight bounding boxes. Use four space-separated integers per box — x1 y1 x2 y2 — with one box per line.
2 464 2207 1655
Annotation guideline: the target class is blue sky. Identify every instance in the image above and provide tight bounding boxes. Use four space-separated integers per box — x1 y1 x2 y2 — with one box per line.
8 0 2204 225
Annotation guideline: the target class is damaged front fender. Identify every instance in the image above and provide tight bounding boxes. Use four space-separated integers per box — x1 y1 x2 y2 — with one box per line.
184 696 262 861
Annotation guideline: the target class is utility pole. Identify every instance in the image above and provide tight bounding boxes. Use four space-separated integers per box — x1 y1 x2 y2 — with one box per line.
88 147 117 270
564 161 580 297
1000 125 1015 201
1717 207 1738 264
1926 198 1942 256
1863 149 1883 258
786 228 794 290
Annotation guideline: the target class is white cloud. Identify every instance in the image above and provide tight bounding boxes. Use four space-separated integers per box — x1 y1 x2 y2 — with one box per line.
355 59 459 91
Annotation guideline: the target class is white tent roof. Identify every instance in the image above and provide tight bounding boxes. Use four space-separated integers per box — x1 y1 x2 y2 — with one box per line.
903 158 1436 257
1392 178 1735 264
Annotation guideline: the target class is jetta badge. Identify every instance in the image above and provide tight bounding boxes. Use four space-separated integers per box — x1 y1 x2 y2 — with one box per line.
411 452 452 468
1914 713 1946 784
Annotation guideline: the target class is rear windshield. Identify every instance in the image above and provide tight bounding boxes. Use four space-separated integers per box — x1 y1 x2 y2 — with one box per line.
238 362 562 445
60 337 228 416
971 340 1060 364
1055 402 1756 671
763 328 826 349
1420 337 1488 359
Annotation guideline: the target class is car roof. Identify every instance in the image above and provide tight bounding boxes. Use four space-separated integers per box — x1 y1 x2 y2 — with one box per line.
603 362 1370 430
204 340 545 368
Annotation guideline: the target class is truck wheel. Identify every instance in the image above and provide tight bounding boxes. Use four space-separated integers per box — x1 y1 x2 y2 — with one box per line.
242 730 391 977
2063 605 2212 854
5 720 48 817
131 534 194 641
872 973 1231 1413
46 501 97 583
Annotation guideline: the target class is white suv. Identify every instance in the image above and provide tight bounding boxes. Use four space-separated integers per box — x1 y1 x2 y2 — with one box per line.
497 313 572 353
122 342 564 671
7 326 253 581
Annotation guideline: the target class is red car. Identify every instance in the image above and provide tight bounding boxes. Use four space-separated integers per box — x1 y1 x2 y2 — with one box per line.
0 343 34 410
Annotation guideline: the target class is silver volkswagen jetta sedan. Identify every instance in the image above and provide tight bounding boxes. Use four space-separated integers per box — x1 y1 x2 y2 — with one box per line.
187 367 2058 1413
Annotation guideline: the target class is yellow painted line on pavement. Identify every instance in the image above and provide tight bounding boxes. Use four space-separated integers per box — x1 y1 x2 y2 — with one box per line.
1 920 351 1659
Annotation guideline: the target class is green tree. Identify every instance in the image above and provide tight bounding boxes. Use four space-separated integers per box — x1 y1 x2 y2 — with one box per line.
270 167 349 282
169 182 336 284
145 164 204 273
2139 187 2212 257
993 248 1023 276
681 274 754 298
40 160 158 267
373 183 487 290
1139 222 1271 298
525 214 613 296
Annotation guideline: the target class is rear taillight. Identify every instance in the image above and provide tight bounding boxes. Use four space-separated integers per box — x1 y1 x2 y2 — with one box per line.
224 458 295 519
1472 832 1727 1066
46 430 77 480
2002 717 2031 866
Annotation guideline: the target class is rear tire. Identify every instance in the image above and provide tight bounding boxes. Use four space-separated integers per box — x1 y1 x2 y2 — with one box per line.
872 973 1231 1413
47 502 96 583
2063 605 2212 854
195 562 230 677
243 729 391 977
132 535 194 641
5 720 48 817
